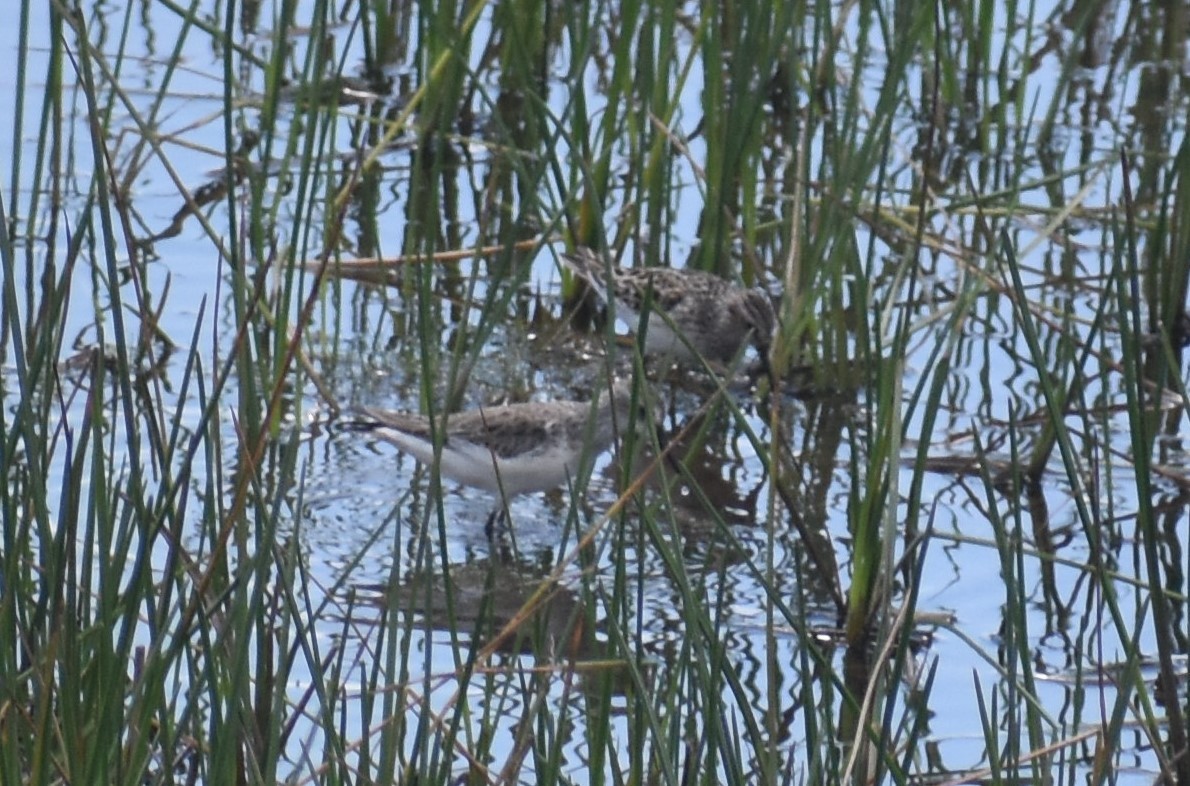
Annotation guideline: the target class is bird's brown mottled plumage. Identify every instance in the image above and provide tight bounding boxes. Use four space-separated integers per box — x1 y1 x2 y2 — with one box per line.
561 247 775 370
357 380 647 497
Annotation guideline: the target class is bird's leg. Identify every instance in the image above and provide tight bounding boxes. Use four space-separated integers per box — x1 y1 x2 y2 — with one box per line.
484 507 510 540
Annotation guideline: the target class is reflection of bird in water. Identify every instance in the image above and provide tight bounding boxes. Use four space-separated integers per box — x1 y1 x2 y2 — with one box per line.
646 402 764 535
396 561 595 657
352 560 619 667
560 246 776 373
352 380 653 534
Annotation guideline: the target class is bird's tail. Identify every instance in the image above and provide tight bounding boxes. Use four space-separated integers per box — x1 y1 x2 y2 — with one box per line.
558 246 606 283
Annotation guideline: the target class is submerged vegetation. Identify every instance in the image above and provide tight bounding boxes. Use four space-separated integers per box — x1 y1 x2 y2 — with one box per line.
2 0 1190 783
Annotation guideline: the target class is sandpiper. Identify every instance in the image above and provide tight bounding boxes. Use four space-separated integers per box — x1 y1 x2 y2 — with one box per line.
560 246 776 372
355 380 650 532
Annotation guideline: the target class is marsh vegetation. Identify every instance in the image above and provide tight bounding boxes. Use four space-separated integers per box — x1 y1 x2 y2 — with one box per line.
3 0 1190 783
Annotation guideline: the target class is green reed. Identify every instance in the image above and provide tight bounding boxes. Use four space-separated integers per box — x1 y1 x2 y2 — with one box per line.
5 0 1190 783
